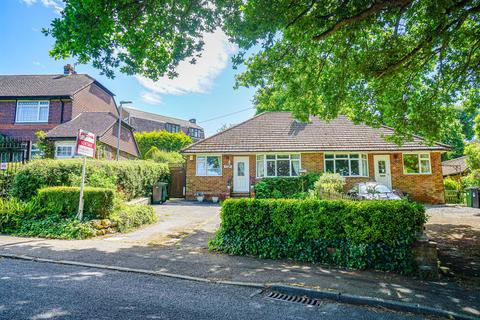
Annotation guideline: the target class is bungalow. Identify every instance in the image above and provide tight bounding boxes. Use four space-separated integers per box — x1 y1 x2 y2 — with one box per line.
182 112 450 204
442 156 469 180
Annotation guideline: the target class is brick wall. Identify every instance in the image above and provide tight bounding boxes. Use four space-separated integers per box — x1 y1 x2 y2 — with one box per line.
0 100 72 141
185 152 445 204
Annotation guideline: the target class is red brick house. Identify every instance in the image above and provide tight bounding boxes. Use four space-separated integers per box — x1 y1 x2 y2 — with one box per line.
182 112 450 204
0 66 139 160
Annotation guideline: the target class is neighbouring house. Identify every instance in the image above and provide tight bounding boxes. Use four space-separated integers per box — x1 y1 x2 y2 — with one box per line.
181 112 450 204
442 156 469 180
45 112 139 160
123 107 205 141
0 65 138 160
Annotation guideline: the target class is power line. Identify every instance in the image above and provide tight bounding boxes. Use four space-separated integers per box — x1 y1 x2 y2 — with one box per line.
198 107 255 124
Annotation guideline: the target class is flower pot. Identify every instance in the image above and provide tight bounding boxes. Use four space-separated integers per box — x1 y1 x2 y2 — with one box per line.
196 196 204 202
211 196 219 203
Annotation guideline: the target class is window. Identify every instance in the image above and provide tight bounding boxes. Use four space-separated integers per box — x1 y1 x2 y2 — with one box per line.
55 145 74 158
324 154 368 177
403 153 431 174
196 155 222 176
16 101 49 123
165 123 180 133
256 154 300 178
188 128 202 138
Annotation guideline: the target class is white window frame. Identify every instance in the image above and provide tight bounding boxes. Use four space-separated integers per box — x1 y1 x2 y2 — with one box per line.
196 155 222 176
256 154 301 178
323 153 369 177
188 127 202 138
15 100 49 123
402 152 432 175
165 123 181 133
55 144 75 159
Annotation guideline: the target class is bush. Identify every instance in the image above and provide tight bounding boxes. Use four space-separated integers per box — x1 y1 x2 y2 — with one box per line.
11 159 170 201
134 130 192 156
12 215 95 239
444 177 462 191
31 186 115 220
110 204 157 233
210 198 426 274
0 198 26 232
254 173 321 199
312 173 345 195
144 146 185 164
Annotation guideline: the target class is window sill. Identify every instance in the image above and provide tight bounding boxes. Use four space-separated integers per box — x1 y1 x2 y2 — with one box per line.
14 121 49 125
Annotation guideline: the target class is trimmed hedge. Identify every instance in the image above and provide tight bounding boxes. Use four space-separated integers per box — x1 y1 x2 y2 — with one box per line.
210 198 427 274
32 186 115 220
11 159 170 201
254 173 321 199
110 204 157 233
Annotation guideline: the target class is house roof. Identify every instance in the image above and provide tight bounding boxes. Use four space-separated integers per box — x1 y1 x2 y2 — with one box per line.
123 107 203 130
45 112 139 157
182 112 450 154
0 74 114 98
442 156 468 176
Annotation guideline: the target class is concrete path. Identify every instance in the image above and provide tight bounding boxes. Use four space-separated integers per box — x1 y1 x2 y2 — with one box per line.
0 201 478 318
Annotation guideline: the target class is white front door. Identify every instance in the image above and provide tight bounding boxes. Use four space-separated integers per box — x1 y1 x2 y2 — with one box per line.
233 156 250 193
373 155 392 189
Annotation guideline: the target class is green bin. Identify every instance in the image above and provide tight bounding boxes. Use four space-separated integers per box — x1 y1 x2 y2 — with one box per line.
152 182 168 204
465 187 480 208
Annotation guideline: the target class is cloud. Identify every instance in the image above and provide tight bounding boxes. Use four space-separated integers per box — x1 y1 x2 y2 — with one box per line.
21 0 63 14
136 30 236 96
140 92 162 105
32 60 45 68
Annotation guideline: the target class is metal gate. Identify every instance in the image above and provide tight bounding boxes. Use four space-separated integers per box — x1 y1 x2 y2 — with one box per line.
168 165 186 198
0 137 30 197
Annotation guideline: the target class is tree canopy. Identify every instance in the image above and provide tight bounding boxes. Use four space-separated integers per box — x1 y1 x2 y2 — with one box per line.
134 130 192 157
45 0 480 142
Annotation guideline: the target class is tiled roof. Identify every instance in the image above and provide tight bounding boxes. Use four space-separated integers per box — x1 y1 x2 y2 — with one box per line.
45 112 139 157
0 74 100 98
124 107 203 130
442 156 468 176
182 112 450 153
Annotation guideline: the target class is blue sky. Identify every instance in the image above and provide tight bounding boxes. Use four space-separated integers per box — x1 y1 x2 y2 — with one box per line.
0 0 257 136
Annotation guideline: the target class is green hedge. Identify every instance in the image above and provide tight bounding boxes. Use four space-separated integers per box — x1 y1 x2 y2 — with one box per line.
254 173 321 199
11 159 170 201
210 199 426 274
32 186 115 220
110 204 157 233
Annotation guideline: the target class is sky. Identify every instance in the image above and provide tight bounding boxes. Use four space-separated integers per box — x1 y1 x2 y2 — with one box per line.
0 0 257 136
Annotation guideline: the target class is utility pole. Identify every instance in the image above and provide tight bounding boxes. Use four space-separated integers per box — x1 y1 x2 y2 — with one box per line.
117 100 132 161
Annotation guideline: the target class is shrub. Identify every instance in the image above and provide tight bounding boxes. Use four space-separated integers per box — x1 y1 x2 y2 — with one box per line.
0 198 26 232
12 215 95 239
443 177 462 191
144 146 185 164
11 159 170 201
110 204 157 233
134 130 192 156
312 173 345 195
31 186 115 220
254 173 321 199
210 198 426 274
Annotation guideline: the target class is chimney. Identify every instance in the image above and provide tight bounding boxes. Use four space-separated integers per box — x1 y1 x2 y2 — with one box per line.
63 64 76 75
189 118 196 124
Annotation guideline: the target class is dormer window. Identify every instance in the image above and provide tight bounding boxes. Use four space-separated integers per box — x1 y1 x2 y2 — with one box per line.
165 122 180 133
188 127 202 138
16 101 49 123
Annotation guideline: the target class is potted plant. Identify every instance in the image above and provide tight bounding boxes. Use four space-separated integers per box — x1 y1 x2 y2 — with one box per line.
195 192 204 202
211 196 219 203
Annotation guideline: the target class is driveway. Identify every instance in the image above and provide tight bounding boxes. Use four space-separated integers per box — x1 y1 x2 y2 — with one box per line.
425 205 480 287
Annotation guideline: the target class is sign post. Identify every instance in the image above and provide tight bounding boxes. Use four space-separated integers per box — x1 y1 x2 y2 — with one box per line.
75 129 96 220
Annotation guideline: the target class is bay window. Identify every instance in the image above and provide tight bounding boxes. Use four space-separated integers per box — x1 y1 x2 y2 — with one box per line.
403 153 431 174
16 101 49 123
196 155 222 176
324 154 368 177
256 154 300 177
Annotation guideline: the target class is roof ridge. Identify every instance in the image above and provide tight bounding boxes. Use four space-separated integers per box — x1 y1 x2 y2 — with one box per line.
181 111 268 152
124 107 202 128
442 155 467 163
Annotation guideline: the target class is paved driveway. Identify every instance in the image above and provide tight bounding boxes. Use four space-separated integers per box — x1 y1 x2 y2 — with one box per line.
425 205 480 286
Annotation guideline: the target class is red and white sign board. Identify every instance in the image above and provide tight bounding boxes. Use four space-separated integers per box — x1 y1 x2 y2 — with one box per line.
76 129 96 158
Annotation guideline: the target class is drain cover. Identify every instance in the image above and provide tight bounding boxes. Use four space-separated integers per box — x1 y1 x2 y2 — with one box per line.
266 291 320 306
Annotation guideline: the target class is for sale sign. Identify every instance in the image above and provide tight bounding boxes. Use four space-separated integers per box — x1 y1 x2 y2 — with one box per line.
76 129 96 158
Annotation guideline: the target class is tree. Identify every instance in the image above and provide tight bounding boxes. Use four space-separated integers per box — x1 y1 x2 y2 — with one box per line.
34 131 54 159
134 130 192 158
46 0 480 142
144 146 185 165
